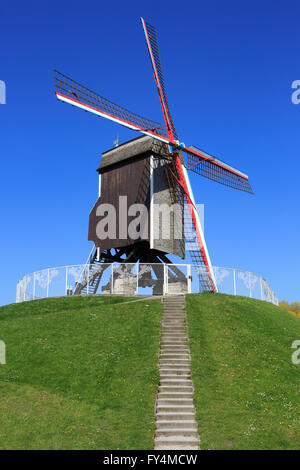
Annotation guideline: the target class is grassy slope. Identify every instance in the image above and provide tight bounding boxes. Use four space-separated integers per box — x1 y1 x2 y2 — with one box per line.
186 293 300 450
0 296 162 450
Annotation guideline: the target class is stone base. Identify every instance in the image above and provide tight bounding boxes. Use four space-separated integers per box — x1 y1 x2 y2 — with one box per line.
102 274 137 295
153 279 188 295
167 280 188 295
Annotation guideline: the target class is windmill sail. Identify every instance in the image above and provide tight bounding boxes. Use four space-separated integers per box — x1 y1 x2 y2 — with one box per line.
54 70 168 143
141 18 178 141
183 145 253 194
166 159 217 291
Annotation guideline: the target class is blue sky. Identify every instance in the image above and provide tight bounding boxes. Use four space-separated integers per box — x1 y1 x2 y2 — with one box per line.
0 0 299 305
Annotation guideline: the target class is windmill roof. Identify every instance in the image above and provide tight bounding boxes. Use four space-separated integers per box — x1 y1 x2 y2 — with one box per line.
97 135 169 172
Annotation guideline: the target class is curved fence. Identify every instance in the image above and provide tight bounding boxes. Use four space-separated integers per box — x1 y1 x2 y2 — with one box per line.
16 263 279 305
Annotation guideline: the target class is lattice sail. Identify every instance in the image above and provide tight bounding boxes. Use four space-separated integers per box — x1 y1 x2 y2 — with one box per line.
183 203 217 291
54 70 168 142
183 146 253 194
141 19 178 141
166 157 217 291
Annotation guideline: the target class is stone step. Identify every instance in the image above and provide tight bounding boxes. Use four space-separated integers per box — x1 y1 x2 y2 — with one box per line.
157 398 194 406
163 310 185 313
155 444 199 450
159 386 193 391
160 379 192 384
163 309 185 311
156 412 196 421
154 436 200 447
162 324 185 328
163 303 185 305
160 369 192 384
161 347 189 351
161 350 190 355
161 339 187 343
162 332 187 336
160 359 190 364
163 314 185 317
163 297 185 301
163 320 185 323
163 308 185 311
162 312 186 315
156 420 197 429
162 326 186 331
160 365 190 370
156 405 195 413
163 310 185 314
160 356 190 361
162 321 185 324
161 335 188 340
163 304 185 307
160 379 193 384
158 392 193 399
159 377 191 382
161 331 186 336
160 376 192 381
160 352 190 356
162 316 185 319
159 349 191 360
161 327 188 332
163 320 186 324
156 429 199 438
159 370 191 375
160 356 190 360
159 367 191 373
160 338 188 342
163 319 185 323
162 332 186 336
163 305 185 308
163 302 185 305
161 340 188 345
159 385 192 390
159 360 190 366
160 353 190 358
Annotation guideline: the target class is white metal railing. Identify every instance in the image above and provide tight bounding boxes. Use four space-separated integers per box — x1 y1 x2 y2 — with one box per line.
16 263 279 305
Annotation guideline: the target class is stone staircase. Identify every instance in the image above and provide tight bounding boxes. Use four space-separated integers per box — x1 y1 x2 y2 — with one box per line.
154 295 200 450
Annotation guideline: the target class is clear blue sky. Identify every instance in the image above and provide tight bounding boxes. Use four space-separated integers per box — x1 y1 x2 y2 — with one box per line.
0 0 299 305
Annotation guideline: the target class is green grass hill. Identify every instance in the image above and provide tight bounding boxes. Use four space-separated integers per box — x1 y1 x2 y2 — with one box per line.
0 296 162 449
0 293 299 449
187 293 300 450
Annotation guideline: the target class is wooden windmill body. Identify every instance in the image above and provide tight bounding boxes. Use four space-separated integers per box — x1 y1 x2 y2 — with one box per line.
89 135 185 262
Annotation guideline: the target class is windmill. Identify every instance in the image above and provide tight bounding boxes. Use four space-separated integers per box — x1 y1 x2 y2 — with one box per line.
54 18 253 295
